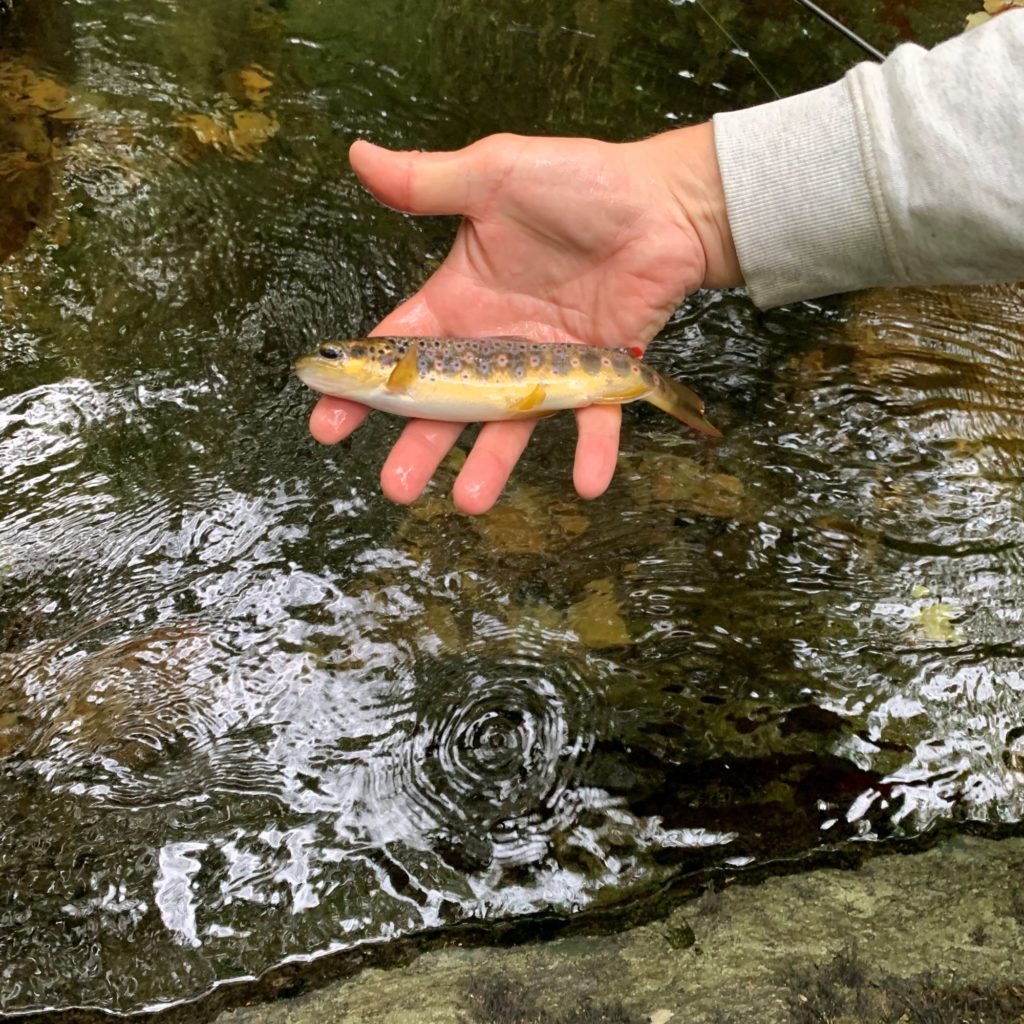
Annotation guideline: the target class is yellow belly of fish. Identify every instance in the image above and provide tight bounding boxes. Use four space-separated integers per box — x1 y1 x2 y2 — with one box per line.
369 374 650 421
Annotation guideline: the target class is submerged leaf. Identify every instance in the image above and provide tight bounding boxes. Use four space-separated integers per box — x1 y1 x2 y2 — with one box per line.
176 109 279 160
176 112 229 149
505 600 564 638
414 604 462 655
912 602 961 642
0 61 69 260
238 65 273 107
229 110 279 156
0 150 44 176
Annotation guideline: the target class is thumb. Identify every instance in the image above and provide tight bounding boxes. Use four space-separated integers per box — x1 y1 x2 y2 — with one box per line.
349 138 475 217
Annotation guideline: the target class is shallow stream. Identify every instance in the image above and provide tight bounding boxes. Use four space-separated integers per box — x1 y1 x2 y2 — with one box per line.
2 0 1021 1014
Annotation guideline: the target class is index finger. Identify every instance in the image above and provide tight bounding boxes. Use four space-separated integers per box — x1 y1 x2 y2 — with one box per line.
309 395 372 444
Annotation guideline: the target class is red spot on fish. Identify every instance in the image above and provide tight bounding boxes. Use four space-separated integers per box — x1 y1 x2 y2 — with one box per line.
629 346 644 358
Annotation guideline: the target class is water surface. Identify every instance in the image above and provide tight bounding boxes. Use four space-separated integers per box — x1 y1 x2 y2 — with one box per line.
2 0 1020 1014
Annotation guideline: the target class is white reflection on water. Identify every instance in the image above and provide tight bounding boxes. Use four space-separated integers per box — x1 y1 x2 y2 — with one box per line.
155 841 207 947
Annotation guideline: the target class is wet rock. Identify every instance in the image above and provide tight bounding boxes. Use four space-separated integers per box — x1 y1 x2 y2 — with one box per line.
211 836 1024 1024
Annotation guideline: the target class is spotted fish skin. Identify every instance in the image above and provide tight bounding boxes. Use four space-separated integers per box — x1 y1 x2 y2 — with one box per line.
294 336 720 436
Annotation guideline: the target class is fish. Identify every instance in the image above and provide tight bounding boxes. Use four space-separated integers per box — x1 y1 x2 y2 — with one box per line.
294 336 720 436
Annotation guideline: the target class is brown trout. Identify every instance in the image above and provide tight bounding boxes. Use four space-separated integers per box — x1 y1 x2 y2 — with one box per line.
295 336 720 435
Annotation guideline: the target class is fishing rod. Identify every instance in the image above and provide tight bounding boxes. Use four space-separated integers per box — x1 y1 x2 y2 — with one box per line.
791 0 887 61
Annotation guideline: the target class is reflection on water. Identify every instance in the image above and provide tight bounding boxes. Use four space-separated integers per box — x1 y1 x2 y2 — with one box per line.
0 0 1019 1014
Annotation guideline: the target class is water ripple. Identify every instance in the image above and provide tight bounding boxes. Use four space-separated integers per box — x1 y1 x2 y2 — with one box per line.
372 651 603 870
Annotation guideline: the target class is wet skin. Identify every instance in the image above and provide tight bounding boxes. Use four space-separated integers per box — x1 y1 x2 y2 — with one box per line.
308 128 740 514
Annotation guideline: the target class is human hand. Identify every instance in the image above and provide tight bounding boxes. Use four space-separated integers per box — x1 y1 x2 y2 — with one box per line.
309 124 741 514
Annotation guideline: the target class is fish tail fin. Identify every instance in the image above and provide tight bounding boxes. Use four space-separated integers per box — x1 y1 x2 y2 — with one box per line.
645 373 721 437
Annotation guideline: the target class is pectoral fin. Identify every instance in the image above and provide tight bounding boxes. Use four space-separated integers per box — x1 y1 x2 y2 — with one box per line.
386 342 420 392
507 384 546 412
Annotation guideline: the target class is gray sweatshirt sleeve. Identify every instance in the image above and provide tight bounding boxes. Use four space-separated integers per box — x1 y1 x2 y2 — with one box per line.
712 13 1024 309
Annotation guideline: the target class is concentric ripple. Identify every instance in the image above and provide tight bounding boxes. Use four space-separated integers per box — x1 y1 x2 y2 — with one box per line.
380 653 603 870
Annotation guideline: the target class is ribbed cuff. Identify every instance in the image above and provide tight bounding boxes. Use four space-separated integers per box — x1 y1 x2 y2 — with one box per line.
713 79 891 309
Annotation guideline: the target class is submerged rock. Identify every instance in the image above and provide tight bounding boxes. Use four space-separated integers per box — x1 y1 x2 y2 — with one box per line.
566 578 632 648
622 451 745 518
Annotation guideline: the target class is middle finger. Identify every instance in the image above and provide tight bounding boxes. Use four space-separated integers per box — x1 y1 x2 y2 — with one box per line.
381 418 466 504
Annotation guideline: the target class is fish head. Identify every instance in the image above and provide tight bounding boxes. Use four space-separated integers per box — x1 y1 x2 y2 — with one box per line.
294 340 392 400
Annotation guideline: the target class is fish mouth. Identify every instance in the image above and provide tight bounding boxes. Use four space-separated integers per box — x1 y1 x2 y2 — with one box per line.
293 355 320 389
294 354 381 401
294 355 344 398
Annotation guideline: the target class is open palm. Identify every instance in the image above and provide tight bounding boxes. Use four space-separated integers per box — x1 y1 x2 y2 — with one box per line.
309 129 726 513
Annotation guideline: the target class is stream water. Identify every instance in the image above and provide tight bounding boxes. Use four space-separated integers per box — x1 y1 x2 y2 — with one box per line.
1 0 1021 1014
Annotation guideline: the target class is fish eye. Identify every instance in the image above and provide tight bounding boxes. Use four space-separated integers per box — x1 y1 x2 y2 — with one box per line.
319 344 341 359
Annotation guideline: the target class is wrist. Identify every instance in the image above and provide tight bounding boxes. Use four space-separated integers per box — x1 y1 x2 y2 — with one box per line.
638 122 743 292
